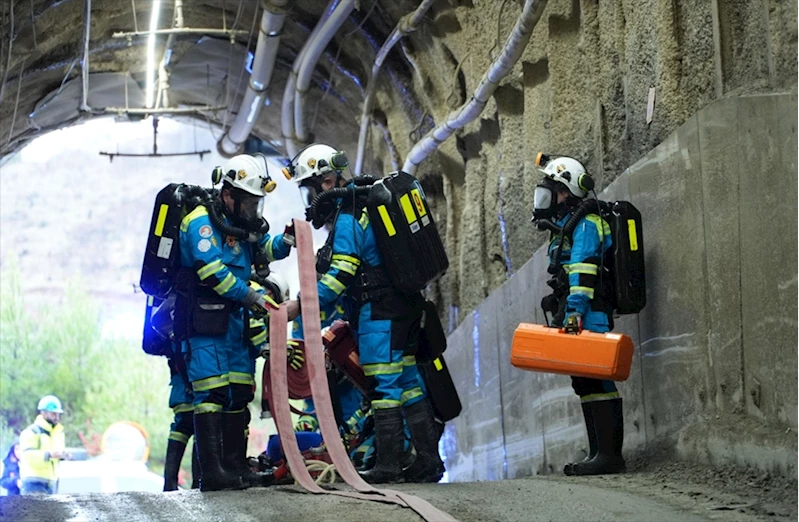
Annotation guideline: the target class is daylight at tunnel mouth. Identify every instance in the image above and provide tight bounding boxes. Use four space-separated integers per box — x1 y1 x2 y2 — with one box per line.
0 1 796 521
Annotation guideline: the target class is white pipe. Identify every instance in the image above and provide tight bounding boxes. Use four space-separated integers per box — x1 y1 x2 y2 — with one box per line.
145 0 162 108
402 0 548 175
354 0 436 176
282 0 339 158
293 0 355 148
220 0 290 156
80 0 91 112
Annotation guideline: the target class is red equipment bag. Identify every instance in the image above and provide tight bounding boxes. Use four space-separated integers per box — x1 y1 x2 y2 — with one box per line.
323 321 369 395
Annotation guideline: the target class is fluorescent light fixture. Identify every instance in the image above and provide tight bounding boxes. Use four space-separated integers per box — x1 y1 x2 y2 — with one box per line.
145 0 162 108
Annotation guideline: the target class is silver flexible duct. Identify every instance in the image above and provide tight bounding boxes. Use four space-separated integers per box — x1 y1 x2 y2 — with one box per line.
353 0 436 176
219 0 290 156
402 0 547 175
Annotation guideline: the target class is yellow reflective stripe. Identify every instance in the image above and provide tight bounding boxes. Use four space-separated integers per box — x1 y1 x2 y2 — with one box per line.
250 330 267 346
377 205 396 236
569 262 598 275
570 286 595 298
402 355 416 366
321 274 346 295
213 272 236 294
168 431 190 444
331 259 358 276
400 387 424 404
263 237 276 262
358 211 369 230
154 204 169 237
363 362 403 376
172 403 194 414
332 254 361 266
195 403 224 415
585 214 611 238
192 374 230 392
197 259 224 280
399 194 417 224
225 408 247 415
372 399 401 409
433 357 443 371
229 371 254 385
320 310 327 321
180 206 209 232
580 391 620 403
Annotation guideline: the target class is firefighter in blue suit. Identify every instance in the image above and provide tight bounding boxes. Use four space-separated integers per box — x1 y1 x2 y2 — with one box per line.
282 144 444 484
175 154 291 491
533 154 626 476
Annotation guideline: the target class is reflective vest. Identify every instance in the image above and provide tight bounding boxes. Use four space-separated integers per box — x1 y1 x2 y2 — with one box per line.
19 415 65 483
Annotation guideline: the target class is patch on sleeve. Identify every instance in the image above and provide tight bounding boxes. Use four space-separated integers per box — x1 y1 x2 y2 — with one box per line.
197 239 212 253
210 236 218 248
199 225 213 238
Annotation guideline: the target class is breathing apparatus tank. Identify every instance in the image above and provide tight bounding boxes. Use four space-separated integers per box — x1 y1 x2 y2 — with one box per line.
365 171 449 294
541 198 646 315
140 183 210 299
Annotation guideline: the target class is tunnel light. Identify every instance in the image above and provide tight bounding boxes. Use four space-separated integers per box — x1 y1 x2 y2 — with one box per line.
145 0 162 108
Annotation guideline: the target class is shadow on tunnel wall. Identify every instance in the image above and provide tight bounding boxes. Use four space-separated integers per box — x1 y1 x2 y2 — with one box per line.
441 93 798 481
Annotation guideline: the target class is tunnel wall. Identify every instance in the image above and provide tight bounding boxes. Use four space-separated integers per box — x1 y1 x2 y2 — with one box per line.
439 93 798 481
367 0 799 327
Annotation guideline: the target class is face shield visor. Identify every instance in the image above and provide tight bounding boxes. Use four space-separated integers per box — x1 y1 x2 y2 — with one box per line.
228 187 265 231
532 177 560 221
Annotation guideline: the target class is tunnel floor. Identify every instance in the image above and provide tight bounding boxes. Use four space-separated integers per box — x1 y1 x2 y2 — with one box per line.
1 455 795 522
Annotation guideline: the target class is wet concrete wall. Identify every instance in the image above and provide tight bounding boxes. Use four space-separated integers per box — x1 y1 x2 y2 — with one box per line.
440 93 798 481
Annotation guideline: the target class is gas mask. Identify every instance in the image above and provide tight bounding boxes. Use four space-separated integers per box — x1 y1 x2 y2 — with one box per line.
300 175 340 229
227 187 266 232
532 177 562 221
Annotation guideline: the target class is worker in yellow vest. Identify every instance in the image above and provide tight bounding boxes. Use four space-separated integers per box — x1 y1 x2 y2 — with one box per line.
19 395 71 494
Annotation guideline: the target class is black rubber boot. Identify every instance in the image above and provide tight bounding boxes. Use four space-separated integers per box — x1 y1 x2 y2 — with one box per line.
402 399 445 483
194 412 247 492
222 411 275 488
564 402 598 475
570 398 626 476
360 407 406 484
190 441 200 489
163 439 187 491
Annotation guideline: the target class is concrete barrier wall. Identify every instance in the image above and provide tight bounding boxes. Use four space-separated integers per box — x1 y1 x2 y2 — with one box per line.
440 94 798 481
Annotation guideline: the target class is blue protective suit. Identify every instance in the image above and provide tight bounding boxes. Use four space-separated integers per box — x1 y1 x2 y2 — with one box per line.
179 204 290 414
167 350 194 445
549 211 620 403
300 205 427 411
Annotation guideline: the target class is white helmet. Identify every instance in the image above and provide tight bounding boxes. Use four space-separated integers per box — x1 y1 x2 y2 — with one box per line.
213 154 276 196
265 272 291 303
282 143 350 184
535 153 593 198
38 395 63 413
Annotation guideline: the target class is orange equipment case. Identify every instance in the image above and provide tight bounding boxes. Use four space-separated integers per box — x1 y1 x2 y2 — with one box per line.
510 323 634 381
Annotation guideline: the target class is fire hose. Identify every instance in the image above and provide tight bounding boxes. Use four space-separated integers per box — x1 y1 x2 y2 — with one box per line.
269 220 457 522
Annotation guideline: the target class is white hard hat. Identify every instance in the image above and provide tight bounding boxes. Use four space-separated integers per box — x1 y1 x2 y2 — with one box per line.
535 153 593 198
265 272 291 303
38 395 63 413
213 154 276 196
282 143 350 184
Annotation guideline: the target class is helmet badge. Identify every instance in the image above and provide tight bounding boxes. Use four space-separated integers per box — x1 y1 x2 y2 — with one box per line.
237 169 247 180
307 158 317 169
556 164 566 173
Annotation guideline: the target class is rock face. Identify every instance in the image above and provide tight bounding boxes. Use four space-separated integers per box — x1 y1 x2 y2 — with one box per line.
1 0 796 321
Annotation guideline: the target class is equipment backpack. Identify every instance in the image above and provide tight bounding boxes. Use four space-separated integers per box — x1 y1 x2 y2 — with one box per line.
140 184 209 356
